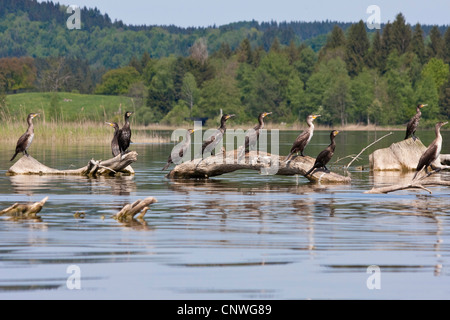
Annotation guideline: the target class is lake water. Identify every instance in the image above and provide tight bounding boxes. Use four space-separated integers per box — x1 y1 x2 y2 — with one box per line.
0 129 449 300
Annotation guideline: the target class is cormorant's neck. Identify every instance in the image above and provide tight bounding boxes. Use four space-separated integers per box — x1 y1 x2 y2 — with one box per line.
307 119 314 130
329 134 336 148
185 131 192 143
258 115 264 127
220 120 227 131
435 126 442 139
27 118 34 131
416 107 422 115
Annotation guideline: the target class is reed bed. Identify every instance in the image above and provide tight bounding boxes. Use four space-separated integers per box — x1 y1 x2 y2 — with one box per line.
0 119 170 146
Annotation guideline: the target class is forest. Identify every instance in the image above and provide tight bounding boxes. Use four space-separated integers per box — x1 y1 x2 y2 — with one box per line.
0 0 450 127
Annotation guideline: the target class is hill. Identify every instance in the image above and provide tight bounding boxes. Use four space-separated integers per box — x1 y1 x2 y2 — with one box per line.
1 0 446 70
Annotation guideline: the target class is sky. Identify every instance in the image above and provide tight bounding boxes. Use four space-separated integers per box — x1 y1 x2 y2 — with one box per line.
48 0 450 27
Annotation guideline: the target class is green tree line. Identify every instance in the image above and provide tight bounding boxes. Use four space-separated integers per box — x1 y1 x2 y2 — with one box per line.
1 1 449 127
95 14 450 127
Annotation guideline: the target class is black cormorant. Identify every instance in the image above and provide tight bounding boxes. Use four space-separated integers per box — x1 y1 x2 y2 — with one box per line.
10 113 39 161
285 114 320 162
106 122 120 157
413 121 447 180
201 114 235 157
305 130 339 176
162 129 195 171
118 111 133 154
405 104 427 140
243 112 272 153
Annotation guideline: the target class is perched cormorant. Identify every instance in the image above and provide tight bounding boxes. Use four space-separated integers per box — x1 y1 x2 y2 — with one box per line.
243 112 272 152
413 121 447 180
285 114 320 162
305 130 339 176
162 129 195 171
118 111 133 154
405 104 427 140
201 114 235 157
10 113 39 161
106 122 120 157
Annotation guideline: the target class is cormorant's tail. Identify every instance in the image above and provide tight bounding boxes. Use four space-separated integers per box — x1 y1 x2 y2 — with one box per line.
285 152 293 163
305 166 316 176
10 152 18 162
162 162 171 171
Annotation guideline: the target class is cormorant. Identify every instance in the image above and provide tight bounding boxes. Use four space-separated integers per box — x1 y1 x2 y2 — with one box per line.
201 114 235 157
285 114 320 162
162 129 195 171
106 122 120 157
413 121 447 180
118 111 133 154
243 112 272 153
405 104 427 140
10 113 39 161
305 130 339 176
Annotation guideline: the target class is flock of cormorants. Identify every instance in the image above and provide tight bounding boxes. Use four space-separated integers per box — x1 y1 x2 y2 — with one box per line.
10 104 447 181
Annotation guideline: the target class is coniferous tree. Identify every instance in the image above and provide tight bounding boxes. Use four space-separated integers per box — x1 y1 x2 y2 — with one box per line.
391 13 411 55
443 27 450 64
345 20 370 77
380 22 394 73
319 25 346 62
427 26 444 59
367 30 383 70
325 25 346 50
409 24 426 64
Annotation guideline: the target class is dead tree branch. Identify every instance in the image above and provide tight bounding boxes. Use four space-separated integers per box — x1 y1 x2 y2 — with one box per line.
7 152 137 177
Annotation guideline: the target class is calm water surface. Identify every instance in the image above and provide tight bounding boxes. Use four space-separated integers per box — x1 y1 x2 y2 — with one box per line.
0 130 449 300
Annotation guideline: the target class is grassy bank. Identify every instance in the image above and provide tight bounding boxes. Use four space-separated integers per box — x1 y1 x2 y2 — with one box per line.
1 92 432 146
4 92 136 123
2 92 169 144
0 120 169 145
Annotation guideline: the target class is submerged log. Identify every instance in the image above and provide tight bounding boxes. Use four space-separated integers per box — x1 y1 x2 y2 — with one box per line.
166 150 351 183
369 138 449 171
365 175 450 194
0 196 48 220
113 197 158 222
6 152 137 176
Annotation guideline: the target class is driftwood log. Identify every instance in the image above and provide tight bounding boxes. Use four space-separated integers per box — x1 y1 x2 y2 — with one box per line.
113 197 158 222
6 152 137 177
166 150 351 183
365 173 450 194
369 138 449 171
0 196 49 220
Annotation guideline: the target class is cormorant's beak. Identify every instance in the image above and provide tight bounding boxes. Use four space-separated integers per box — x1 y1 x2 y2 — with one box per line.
264 112 272 117
443 121 448 126
32 113 39 118
105 122 113 127
226 114 235 119
335 130 340 135
312 115 321 119
421 104 428 108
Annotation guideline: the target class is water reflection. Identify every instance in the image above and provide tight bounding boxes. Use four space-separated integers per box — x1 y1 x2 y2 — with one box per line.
9 174 137 196
1 131 450 299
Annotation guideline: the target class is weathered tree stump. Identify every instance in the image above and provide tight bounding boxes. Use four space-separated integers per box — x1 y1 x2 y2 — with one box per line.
0 196 49 220
113 197 158 222
369 138 449 171
6 152 138 177
166 150 350 183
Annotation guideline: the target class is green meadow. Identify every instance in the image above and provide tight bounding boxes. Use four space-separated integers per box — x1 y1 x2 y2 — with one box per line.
1 92 166 144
